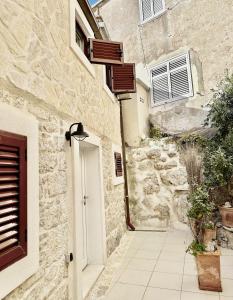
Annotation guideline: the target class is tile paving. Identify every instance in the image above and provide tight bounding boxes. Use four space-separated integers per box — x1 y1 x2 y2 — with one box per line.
103 228 233 300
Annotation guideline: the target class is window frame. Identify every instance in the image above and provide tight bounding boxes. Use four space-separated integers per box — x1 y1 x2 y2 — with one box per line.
150 52 194 107
139 0 166 24
70 0 95 77
0 130 27 272
75 20 88 56
103 66 116 103
0 103 39 300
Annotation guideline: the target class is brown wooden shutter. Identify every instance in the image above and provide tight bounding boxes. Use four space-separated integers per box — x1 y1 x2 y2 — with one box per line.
114 152 123 177
0 130 27 271
110 63 136 94
89 39 124 65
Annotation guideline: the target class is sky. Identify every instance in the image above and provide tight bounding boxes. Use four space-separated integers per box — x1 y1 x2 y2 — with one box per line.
88 0 98 5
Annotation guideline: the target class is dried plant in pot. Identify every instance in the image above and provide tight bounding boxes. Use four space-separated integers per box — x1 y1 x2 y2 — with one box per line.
186 186 222 292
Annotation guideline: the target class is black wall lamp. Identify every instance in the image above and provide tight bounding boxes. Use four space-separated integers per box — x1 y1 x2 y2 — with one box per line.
65 122 89 146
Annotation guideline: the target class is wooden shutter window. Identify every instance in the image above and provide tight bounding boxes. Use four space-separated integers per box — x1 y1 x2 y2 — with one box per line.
89 39 124 65
0 130 27 271
110 63 136 94
114 152 123 177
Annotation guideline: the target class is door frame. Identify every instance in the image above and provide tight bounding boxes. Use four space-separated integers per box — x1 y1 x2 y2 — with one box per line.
71 131 107 300
80 150 88 270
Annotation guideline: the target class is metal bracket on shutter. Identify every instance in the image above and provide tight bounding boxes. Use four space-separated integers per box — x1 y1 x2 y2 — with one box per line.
116 49 123 57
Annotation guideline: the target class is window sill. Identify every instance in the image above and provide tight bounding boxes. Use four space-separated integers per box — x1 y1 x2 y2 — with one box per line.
113 176 124 186
151 93 194 108
140 9 167 25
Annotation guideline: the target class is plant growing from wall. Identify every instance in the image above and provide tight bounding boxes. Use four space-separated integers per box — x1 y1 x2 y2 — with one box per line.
178 133 207 149
149 123 169 140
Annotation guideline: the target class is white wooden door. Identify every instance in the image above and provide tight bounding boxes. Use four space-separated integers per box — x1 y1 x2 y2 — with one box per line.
80 151 88 270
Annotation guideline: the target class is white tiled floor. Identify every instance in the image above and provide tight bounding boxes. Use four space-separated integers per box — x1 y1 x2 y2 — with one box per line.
104 228 233 300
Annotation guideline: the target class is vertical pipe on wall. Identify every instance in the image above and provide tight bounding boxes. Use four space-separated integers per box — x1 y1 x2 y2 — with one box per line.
119 100 135 231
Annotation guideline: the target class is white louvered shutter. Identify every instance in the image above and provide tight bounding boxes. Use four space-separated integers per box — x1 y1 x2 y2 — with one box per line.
169 55 192 99
141 0 153 21
151 53 193 106
153 0 164 16
151 64 169 104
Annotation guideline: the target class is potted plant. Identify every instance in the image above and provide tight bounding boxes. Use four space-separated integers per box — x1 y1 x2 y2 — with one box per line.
186 186 222 292
202 221 217 246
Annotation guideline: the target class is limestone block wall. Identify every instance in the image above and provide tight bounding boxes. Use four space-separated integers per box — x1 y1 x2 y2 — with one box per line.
0 0 126 298
127 138 189 229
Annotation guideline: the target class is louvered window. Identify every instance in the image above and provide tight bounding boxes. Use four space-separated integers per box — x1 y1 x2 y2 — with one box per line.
114 152 123 177
106 63 136 94
0 130 27 271
140 0 165 22
89 39 124 65
151 53 193 106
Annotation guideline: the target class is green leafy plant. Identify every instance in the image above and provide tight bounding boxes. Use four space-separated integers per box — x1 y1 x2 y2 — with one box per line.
203 221 215 230
149 123 169 140
186 240 206 256
205 73 233 139
187 186 214 220
203 147 233 188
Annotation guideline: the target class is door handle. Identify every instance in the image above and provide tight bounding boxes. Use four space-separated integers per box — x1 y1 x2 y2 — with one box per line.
83 195 88 205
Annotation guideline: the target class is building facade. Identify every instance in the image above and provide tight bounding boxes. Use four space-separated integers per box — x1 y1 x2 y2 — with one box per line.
0 0 131 299
94 0 233 146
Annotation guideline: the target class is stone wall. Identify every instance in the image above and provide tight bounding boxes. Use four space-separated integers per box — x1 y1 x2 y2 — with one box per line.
127 138 189 229
0 0 126 298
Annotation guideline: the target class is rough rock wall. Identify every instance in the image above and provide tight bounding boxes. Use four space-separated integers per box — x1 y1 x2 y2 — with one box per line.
127 138 189 229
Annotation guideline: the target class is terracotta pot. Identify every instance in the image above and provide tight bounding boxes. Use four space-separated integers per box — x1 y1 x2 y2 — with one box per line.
196 249 222 292
203 228 217 246
219 206 233 227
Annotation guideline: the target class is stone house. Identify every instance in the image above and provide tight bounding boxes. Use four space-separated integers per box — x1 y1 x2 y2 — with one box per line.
94 0 233 146
0 0 136 299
